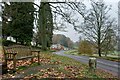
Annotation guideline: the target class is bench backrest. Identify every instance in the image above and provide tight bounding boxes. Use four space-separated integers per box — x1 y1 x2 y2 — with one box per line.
4 45 32 59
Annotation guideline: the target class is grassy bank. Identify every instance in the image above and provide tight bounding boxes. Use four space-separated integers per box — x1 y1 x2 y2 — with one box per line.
64 50 120 62
64 50 79 55
91 54 120 62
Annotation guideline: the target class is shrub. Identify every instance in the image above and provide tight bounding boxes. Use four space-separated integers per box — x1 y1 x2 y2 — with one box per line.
2 39 16 46
78 40 93 55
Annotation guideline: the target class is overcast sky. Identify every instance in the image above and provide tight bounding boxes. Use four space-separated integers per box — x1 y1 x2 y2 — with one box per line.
1 0 119 42
53 0 120 42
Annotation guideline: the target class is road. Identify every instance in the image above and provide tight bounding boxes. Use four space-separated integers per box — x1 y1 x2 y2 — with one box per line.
53 50 120 77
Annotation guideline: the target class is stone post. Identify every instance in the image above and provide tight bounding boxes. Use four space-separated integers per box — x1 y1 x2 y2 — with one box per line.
89 57 97 72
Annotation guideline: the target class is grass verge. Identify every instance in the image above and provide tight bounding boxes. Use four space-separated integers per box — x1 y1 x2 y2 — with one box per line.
64 50 120 62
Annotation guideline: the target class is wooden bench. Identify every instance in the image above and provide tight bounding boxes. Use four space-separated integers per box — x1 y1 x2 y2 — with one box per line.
3 45 40 72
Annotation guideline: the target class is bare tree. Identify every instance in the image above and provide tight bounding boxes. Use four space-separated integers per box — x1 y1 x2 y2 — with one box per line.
118 1 120 51
64 1 117 57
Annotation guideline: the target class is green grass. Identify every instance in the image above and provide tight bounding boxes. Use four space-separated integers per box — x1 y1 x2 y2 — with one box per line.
103 57 120 62
64 50 79 55
18 66 28 71
36 51 117 78
92 54 120 62
64 50 120 62
30 62 40 67
3 50 118 79
108 51 120 56
17 62 40 71
91 55 120 62
49 50 57 52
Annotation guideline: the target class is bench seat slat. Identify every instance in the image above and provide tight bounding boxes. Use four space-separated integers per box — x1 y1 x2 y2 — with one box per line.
16 55 36 60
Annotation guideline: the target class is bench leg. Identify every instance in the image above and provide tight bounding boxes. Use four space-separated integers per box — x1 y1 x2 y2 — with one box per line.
2 62 8 74
31 58 33 63
38 51 40 65
13 55 16 72
13 59 16 72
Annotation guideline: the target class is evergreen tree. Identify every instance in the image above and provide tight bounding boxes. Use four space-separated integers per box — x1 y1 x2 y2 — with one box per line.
2 3 11 40
2 2 35 45
38 2 54 50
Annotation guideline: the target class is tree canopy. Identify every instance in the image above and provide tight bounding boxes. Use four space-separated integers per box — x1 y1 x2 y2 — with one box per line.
2 2 35 45
37 2 54 50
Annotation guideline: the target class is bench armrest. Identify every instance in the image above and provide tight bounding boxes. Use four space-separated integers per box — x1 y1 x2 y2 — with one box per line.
5 52 17 60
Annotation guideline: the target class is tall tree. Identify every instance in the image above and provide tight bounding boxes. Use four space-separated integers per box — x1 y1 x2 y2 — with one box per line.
118 1 120 51
38 2 54 50
64 1 117 57
0 3 2 45
2 2 35 45
2 3 11 40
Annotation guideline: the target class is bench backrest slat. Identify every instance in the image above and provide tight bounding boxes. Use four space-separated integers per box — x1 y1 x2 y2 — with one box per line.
6 53 13 59
4 45 32 59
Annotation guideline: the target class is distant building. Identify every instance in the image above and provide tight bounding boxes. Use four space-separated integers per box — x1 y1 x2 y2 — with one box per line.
118 1 120 51
64 47 69 51
50 44 64 50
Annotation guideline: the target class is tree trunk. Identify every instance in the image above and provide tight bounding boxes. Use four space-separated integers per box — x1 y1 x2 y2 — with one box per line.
98 39 101 57
98 33 101 57
98 48 101 57
105 53 107 57
98 26 101 57
35 42 38 47
21 41 24 45
15 37 18 43
41 34 47 50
